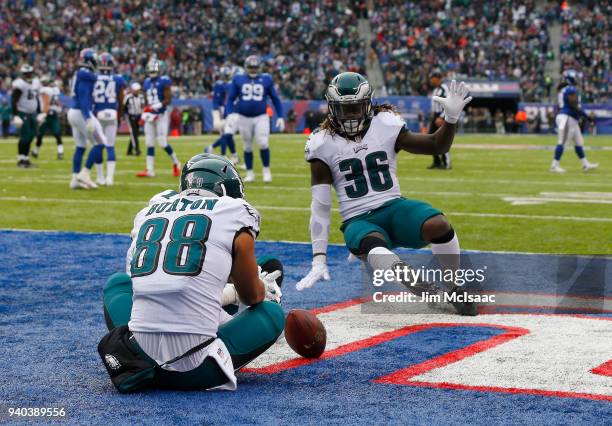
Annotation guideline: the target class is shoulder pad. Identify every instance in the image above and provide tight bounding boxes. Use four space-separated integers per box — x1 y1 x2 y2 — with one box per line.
304 129 331 162
12 79 24 89
375 110 405 127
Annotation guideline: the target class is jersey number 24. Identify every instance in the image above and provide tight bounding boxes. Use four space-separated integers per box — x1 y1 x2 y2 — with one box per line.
93 80 117 104
131 214 212 277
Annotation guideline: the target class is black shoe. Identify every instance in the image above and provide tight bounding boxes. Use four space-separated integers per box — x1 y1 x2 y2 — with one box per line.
57 153 64 160
18 159 37 168
427 163 441 170
126 151 133 156
31 150 39 158
135 150 141 156
447 286 478 316
17 160 26 168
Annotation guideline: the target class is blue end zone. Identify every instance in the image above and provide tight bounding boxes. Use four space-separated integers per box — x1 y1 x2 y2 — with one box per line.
0 230 610 424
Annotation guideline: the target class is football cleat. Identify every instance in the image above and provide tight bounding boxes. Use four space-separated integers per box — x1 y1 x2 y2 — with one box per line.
105 176 114 186
550 164 566 173
582 162 598 172
204 145 213 154
57 153 64 160
263 168 272 183
173 163 181 177
96 177 106 186
70 176 89 189
230 153 240 166
447 285 478 316
31 149 39 158
244 171 255 182
76 170 98 188
136 170 155 178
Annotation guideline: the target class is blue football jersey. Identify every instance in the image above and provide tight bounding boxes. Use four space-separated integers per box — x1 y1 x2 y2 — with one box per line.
70 67 97 119
144 75 172 113
225 73 283 118
93 74 126 113
212 80 228 110
558 85 583 119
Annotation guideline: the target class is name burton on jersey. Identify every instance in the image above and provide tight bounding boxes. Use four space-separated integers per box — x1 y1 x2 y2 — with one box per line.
145 198 219 216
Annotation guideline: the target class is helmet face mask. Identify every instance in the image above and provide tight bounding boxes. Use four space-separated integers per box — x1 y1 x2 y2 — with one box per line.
20 64 34 82
180 154 244 199
244 55 261 78
147 59 161 78
325 72 373 137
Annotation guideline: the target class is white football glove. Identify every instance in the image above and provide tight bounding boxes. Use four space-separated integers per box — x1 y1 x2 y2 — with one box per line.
151 102 163 112
432 80 472 124
259 267 283 303
276 117 285 132
85 118 97 135
36 113 47 125
12 115 23 129
296 256 330 291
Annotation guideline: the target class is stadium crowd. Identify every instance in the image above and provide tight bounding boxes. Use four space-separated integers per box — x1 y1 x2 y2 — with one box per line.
0 1 608 103
0 0 365 99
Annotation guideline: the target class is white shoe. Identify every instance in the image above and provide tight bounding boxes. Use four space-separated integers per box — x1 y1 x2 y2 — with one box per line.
550 164 566 173
204 145 213 154
239 164 247 170
263 169 272 183
244 171 255 182
105 176 114 186
69 177 89 189
77 170 98 188
230 154 240 166
96 178 106 186
582 162 598 172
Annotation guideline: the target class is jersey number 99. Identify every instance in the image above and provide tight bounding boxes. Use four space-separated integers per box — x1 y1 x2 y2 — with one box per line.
241 83 264 101
131 214 212 277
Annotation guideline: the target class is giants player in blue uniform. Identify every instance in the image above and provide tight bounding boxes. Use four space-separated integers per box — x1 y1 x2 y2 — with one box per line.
67 48 108 189
138 58 180 178
550 70 598 173
205 66 239 165
225 56 284 182
93 52 126 186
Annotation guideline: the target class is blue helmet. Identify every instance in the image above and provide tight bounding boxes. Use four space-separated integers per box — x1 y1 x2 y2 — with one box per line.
244 55 261 78
146 58 163 77
79 48 98 70
563 70 579 86
219 66 232 81
98 52 115 73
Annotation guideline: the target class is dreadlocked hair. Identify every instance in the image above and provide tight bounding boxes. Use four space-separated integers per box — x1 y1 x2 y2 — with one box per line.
319 103 399 136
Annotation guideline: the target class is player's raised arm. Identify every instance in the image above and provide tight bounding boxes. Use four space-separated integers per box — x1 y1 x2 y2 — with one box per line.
296 159 333 291
395 80 471 155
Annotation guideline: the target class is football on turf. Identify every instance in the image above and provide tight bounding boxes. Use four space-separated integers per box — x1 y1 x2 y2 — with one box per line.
284 309 327 358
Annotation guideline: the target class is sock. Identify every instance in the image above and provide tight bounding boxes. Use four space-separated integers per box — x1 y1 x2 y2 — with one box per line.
95 162 105 180
212 136 223 149
107 161 116 181
73 146 86 173
244 151 254 170
260 148 270 167
107 146 116 162
574 146 586 160
220 134 228 156
554 144 564 161
226 134 236 154
85 145 103 170
431 232 461 285
57 143 64 155
552 159 560 167
164 145 179 165
146 147 155 172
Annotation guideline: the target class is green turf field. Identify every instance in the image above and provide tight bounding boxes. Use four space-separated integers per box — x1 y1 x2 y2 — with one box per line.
0 133 610 254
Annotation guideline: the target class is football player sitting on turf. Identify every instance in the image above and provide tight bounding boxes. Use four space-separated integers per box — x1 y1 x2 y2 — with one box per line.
99 153 284 392
296 72 476 316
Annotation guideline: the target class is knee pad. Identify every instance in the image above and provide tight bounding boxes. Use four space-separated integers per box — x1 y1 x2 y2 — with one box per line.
104 272 132 294
355 235 388 256
430 227 455 244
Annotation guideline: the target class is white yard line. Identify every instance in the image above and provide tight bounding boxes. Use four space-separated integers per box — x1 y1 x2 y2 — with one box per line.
1 196 611 222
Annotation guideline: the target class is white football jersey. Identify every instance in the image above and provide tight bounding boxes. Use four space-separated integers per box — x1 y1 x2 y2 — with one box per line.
40 86 62 113
305 111 405 221
12 77 41 114
127 189 260 337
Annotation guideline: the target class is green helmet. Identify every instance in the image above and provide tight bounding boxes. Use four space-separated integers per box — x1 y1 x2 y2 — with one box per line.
325 72 373 137
180 153 244 198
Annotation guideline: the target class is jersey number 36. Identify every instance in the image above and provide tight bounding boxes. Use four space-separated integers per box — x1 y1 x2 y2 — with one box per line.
131 214 212 277
339 151 393 198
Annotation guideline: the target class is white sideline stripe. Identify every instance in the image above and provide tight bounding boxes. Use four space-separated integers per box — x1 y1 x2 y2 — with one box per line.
1 196 611 223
